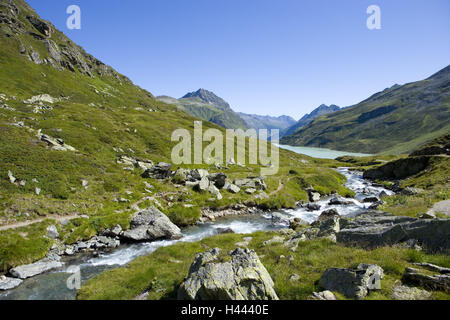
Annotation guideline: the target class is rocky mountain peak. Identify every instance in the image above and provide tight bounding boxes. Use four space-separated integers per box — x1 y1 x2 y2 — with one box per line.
182 89 231 111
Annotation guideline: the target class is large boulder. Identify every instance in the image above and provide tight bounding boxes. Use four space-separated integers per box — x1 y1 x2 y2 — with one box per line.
337 213 450 253
208 184 223 200
196 176 210 192
318 209 339 222
9 259 63 279
121 206 182 242
178 248 278 300
319 264 384 299
318 216 340 239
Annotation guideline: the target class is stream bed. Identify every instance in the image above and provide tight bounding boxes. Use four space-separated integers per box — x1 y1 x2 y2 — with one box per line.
0 167 393 300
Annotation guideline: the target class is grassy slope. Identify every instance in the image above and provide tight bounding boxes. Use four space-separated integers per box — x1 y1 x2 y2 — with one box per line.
78 232 450 300
281 67 450 154
0 1 354 271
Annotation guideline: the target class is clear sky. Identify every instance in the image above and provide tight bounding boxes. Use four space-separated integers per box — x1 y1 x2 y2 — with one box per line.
27 0 450 119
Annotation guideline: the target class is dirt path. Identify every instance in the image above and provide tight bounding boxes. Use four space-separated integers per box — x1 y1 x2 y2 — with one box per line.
0 214 82 231
270 179 284 196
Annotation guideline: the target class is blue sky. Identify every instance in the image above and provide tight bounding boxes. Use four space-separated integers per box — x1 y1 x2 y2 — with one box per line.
28 0 449 119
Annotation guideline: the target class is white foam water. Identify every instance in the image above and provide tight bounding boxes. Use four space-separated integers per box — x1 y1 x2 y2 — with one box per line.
85 215 278 268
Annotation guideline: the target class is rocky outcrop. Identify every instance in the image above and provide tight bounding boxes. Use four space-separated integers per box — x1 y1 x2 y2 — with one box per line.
402 267 449 292
0 0 129 81
36 129 76 152
319 264 384 299
142 162 172 179
401 187 425 196
117 155 153 171
427 199 450 217
410 134 450 156
391 284 431 300
178 248 278 300
26 15 50 37
24 93 59 104
9 258 63 279
337 212 450 253
121 206 182 242
363 156 430 180
234 177 267 191
412 262 450 274
357 105 397 124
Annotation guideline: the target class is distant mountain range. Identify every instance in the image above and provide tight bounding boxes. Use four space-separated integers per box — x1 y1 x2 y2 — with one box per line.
157 89 248 130
237 113 296 137
283 104 341 137
157 89 296 135
281 65 450 154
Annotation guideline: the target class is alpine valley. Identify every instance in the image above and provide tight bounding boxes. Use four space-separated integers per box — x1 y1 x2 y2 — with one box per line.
0 0 449 302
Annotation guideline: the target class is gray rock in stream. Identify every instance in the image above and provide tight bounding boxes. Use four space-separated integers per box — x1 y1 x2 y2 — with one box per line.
9 259 63 279
0 276 23 290
121 206 182 242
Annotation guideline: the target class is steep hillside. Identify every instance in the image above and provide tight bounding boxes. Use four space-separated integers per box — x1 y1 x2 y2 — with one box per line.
157 89 248 130
237 113 296 137
283 104 340 137
281 66 450 154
